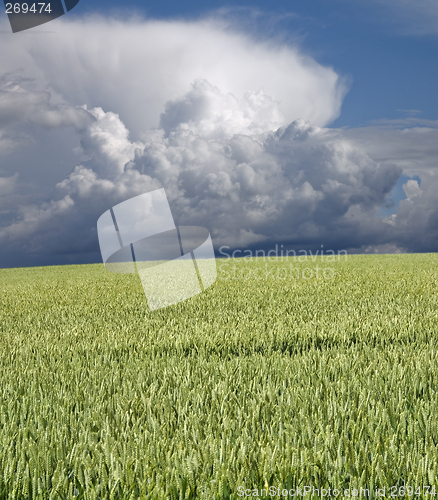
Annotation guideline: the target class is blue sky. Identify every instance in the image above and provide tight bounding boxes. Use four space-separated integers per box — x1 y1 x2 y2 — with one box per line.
0 0 436 267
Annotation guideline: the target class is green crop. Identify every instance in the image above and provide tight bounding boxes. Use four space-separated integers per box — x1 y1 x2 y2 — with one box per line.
0 254 437 499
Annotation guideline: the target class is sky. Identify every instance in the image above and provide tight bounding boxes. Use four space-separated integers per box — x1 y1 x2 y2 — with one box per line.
0 0 437 268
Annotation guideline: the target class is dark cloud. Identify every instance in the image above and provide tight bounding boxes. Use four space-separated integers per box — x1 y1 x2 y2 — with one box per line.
1 77 436 268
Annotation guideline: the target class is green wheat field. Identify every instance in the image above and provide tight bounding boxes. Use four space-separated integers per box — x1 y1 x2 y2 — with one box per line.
0 254 437 499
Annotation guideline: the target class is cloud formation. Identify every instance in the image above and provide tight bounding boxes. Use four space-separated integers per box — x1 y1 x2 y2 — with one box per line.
0 17 436 267
1 74 436 268
0 15 347 136
0 79 92 130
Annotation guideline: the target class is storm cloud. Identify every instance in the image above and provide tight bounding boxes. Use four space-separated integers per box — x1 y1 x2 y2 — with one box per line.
0 17 436 267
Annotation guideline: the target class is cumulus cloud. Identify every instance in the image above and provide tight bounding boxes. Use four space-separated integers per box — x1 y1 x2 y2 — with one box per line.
4 76 434 267
159 80 284 139
0 79 93 130
0 78 96 225
0 15 347 136
342 126 438 253
402 180 422 201
0 16 436 267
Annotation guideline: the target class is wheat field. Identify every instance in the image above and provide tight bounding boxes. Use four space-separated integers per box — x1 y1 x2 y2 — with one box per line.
0 254 437 499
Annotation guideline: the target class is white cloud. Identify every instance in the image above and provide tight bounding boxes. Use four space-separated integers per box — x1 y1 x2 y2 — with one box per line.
159 79 284 139
0 15 347 136
0 79 93 130
402 180 422 201
0 16 436 267
81 106 143 177
0 78 415 266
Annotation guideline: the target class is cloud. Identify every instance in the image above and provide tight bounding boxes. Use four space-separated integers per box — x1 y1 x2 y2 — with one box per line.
0 78 97 221
390 175 438 252
0 16 436 267
0 173 18 200
342 126 438 177
341 126 438 253
4 76 433 267
402 179 422 201
0 79 93 130
369 118 438 129
0 15 347 137
159 79 284 139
